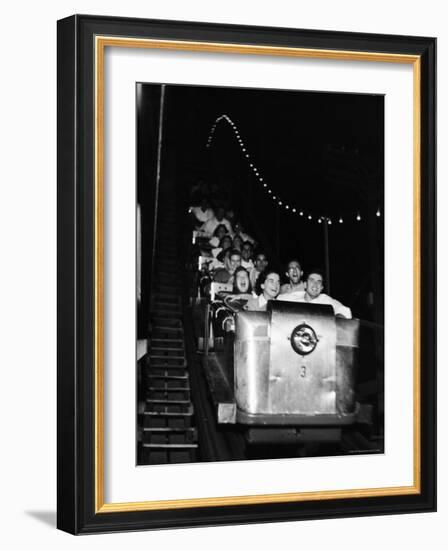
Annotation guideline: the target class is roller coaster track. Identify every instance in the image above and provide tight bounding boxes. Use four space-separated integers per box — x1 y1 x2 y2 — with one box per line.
138 181 246 465
139 183 199 465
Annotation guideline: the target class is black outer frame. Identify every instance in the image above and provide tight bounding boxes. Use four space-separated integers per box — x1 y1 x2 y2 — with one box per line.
57 14 436 535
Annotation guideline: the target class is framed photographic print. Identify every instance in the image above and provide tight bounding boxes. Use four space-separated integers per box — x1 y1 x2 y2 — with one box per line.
57 14 436 534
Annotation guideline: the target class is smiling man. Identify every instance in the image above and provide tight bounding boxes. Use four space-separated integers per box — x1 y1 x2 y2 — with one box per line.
280 258 305 295
277 268 352 319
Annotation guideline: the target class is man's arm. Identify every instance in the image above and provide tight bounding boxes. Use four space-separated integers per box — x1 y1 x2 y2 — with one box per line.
331 298 352 319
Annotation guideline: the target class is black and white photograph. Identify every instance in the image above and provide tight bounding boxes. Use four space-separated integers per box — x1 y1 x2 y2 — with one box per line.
136 83 385 466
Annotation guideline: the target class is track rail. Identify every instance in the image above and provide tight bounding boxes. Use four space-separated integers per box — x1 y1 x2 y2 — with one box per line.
138 186 199 465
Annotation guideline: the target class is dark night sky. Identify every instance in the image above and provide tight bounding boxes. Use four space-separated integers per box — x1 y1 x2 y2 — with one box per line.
162 84 383 211
139 83 384 320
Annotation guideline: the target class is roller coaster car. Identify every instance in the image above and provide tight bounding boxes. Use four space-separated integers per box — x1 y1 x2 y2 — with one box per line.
204 300 369 444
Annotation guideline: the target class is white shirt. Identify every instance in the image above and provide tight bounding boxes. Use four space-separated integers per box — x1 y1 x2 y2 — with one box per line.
191 206 214 223
201 217 233 237
209 236 220 248
245 294 268 311
208 257 224 270
235 231 255 244
277 290 352 319
279 281 305 295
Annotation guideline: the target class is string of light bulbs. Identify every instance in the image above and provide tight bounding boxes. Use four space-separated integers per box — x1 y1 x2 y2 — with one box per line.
206 114 382 224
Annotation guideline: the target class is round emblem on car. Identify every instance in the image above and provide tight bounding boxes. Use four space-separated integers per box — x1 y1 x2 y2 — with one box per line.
290 323 318 355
